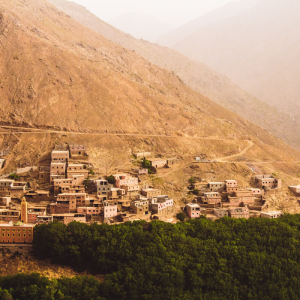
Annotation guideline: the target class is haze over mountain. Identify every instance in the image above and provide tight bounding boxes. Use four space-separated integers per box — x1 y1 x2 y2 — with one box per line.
109 12 173 42
46 0 300 150
157 0 260 47
1 0 299 165
171 0 300 118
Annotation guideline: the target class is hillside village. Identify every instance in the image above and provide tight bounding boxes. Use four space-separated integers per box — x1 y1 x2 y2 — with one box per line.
0 143 299 244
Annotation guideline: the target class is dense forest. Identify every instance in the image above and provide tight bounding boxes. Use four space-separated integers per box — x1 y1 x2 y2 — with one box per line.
2 215 300 299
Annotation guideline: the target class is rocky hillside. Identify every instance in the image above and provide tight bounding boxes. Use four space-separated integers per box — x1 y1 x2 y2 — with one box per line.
0 0 299 168
46 0 300 150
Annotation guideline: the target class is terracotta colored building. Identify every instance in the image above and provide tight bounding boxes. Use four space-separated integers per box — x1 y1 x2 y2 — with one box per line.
52 213 86 225
0 222 34 244
201 192 221 205
130 199 150 215
289 185 300 195
36 215 53 225
50 162 66 176
255 175 282 189
0 197 11 206
77 207 101 216
0 210 20 222
113 174 138 188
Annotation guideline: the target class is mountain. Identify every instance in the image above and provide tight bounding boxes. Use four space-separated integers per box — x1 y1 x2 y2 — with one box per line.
109 12 173 42
171 0 300 118
157 0 260 47
1 0 299 166
46 0 300 150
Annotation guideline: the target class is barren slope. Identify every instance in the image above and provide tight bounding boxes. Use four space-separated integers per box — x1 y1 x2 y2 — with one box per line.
0 0 299 169
172 0 300 118
46 0 300 150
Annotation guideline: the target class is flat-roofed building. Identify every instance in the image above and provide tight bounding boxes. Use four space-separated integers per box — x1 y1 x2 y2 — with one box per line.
0 210 20 222
122 184 140 197
0 197 11 206
261 211 283 219
50 162 66 176
37 216 53 225
214 208 229 218
150 196 174 216
130 199 150 215
225 180 238 187
52 213 86 225
208 182 226 192
69 145 86 157
255 175 282 189
147 158 167 169
95 180 112 198
186 203 201 219
246 188 265 196
201 192 221 205
103 203 118 219
141 188 161 198
0 221 34 244
67 164 89 179
51 150 69 162
228 207 249 219
77 207 101 215
27 207 47 223
289 185 300 195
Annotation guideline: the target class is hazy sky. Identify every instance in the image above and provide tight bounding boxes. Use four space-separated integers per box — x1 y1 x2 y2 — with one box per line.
69 0 241 27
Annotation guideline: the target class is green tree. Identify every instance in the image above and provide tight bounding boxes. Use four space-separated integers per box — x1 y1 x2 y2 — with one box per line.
176 212 186 222
107 175 116 184
9 173 19 180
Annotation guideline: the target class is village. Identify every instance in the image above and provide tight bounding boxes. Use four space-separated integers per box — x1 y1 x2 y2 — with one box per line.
0 144 299 244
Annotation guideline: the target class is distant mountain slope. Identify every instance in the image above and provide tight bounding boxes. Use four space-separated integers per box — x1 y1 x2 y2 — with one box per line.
172 0 300 118
46 0 300 150
109 12 173 42
157 0 260 47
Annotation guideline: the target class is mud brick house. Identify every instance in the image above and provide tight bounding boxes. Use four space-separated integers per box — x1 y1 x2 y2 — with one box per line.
289 185 300 195
36 215 53 225
261 211 283 219
51 150 69 162
0 197 11 206
208 182 226 192
201 192 221 205
231 190 255 206
117 199 131 212
52 213 86 225
214 208 229 218
224 197 242 207
122 184 140 197
0 210 20 222
113 174 138 188
27 207 47 223
166 158 178 167
50 162 66 177
141 188 161 198
25 190 51 202
225 180 238 187
133 152 151 159
246 188 265 196
147 158 167 169
255 175 282 189
67 164 89 179
38 166 50 183
77 207 101 216
108 188 125 200
228 207 249 219
0 221 34 244
69 145 86 157
192 182 209 190
131 199 150 215
186 203 201 219
132 168 149 175
0 180 27 197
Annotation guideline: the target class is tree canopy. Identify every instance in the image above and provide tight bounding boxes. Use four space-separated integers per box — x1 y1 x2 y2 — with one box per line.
27 214 300 299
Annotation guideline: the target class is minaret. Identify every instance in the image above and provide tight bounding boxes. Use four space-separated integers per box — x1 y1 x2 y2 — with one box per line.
21 197 28 224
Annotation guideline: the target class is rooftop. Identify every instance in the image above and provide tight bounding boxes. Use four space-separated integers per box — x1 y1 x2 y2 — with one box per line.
208 182 224 185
